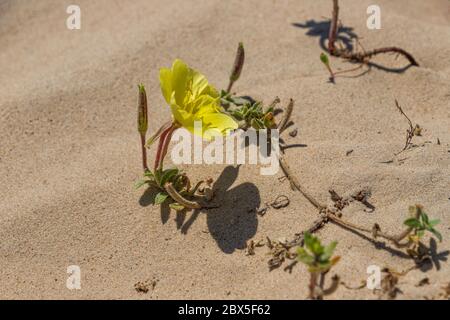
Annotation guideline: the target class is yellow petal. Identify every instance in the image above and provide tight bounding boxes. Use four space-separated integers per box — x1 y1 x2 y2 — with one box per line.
159 68 172 104
201 112 238 135
171 59 191 105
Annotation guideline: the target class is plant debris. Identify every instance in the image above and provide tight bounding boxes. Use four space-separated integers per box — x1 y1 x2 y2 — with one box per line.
269 195 290 209
134 278 158 294
395 99 421 155
327 0 419 70
415 277 430 287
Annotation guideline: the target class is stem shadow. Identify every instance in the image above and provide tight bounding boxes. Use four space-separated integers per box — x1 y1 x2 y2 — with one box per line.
139 165 261 254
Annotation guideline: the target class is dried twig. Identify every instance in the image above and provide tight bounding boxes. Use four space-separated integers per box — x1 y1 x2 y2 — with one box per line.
277 99 294 134
279 155 325 210
164 182 219 210
328 0 419 67
395 99 415 155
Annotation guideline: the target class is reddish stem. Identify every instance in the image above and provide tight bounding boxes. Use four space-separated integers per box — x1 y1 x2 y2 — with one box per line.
140 134 148 172
154 125 173 172
328 0 339 54
158 125 178 170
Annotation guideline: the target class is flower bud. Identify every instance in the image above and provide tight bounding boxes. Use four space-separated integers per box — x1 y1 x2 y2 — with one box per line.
137 84 148 135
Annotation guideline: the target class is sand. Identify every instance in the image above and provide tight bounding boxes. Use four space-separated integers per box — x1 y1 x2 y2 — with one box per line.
0 0 449 299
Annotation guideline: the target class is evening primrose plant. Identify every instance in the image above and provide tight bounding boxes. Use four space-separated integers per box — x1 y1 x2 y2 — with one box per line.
152 59 238 171
136 43 292 211
136 58 238 210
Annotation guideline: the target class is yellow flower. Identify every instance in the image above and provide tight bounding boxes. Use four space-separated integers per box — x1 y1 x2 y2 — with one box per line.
159 59 238 140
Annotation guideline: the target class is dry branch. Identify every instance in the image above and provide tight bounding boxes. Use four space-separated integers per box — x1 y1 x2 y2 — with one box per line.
328 0 419 67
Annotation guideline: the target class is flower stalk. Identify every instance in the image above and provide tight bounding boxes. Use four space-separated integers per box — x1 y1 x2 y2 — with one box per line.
137 84 149 172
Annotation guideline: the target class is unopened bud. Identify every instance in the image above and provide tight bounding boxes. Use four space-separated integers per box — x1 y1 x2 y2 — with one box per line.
137 84 148 135
320 52 329 66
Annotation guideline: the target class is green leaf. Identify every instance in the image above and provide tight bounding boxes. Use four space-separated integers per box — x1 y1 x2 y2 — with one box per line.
250 118 264 130
421 212 429 224
154 192 169 205
321 241 337 261
134 180 148 189
232 96 253 106
169 203 185 211
231 111 244 121
297 248 314 266
428 219 440 228
154 169 162 185
159 168 179 187
317 260 332 272
404 218 421 228
429 228 442 242
143 170 154 178
320 53 329 65
303 232 315 251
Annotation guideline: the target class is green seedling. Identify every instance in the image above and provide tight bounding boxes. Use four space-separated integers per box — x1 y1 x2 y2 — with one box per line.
403 205 442 260
320 53 334 80
135 85 213 211
297 233 340 299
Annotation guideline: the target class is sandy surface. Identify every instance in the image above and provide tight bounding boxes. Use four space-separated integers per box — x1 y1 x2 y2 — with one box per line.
0 0 449 299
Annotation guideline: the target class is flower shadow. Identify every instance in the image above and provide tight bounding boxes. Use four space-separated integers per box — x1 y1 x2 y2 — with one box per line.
182 165 260 254
139 165 261 254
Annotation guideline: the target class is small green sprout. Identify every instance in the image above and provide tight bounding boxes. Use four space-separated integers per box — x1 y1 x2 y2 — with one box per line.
298 232 340 273
320 52 334 80
297 233 340 299
404 205 442 242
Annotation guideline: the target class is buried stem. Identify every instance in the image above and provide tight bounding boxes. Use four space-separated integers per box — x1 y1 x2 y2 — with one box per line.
278 114 418 249
325 213 415 248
